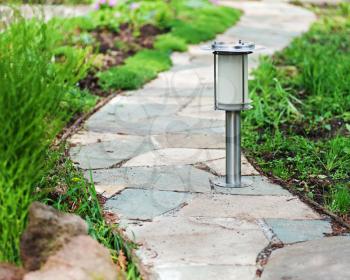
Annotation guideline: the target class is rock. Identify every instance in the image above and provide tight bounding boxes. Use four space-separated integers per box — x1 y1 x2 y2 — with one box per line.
260 236 350 280
20 202 88 271
23 235 118 280
0 264 24 280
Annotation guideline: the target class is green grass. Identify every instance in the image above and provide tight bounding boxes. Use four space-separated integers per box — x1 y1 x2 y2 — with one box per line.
98 49 172 90
40 150 141 279
243 4 350 216
97 0 241 91
0 16 92 263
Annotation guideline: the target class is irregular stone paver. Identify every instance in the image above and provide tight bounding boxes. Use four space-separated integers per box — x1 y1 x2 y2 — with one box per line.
155 264 256 280
126 216 268 267
151 133 225 149
205 156 259 175
85 165 212 197
105 189 191 220
67 1 326 279
70 137 154 169
264 218 332 244
123 148 225 167
177 195 320 221
211 175 291 196
261 236 350 280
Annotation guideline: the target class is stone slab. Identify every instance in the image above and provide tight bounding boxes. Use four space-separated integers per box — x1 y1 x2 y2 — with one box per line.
123 148 225 167
87 115 223 136
85 165 212 197
70 138 154 169
178 194 321 221
69 130 142 146
151 133 225 149
264 218 332 244
261 236 350 280
205 156 259 176
154 264 256 280
126 216 268 267
211 176 291 196
105 189 191 220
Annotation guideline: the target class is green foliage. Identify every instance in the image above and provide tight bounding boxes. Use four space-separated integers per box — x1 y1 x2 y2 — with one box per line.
40 151 141 279
154 33 187 52
98 49 172 90
0 16 91 263
169 4 241 43
243 6 350 215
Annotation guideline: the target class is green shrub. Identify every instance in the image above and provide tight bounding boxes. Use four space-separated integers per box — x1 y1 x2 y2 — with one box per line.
98 49 172 90
243 7 350 215
0 16 90 263
154 34 187 52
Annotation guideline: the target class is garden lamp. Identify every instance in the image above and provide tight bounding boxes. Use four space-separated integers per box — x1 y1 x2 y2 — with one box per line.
205 40 256 188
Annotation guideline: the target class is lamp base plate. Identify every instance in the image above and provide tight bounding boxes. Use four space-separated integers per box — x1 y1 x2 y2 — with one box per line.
210 176 253 189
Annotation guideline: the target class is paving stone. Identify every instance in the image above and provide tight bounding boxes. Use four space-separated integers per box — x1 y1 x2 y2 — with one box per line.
260 236 350 280
70 138 154 169
264 218 332 244
87 115 223 135
123 148 225 167
154 264 256 280
151 133 225 149
210 175 291 196
85 165 212 197
69 130 139 146
205 156 259 176
178 194 321 221
126 216 268 266
105 189 191 220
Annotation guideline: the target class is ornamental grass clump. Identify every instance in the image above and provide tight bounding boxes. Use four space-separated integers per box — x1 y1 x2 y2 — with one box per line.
0 16 89 263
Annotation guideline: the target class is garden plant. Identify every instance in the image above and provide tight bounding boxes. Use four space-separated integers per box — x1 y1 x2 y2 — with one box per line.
243 3 350 221
0 0 241 278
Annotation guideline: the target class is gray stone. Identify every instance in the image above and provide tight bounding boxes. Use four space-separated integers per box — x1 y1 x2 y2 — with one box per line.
87 115 223 136
126 216 268 267
264 218 332 244
86 165 212 196
123 148 225 167
155 264 256 280
70 137 154 169
210 175 290 196
178 194 321 221
105 189 191 220
260 236 350 280
205 156 259 176
151 133 225 149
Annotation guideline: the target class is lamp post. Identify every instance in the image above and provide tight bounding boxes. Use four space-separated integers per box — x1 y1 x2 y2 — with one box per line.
208 40 255 188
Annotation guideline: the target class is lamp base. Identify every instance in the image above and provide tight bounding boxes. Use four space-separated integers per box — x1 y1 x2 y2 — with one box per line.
210 176 253 189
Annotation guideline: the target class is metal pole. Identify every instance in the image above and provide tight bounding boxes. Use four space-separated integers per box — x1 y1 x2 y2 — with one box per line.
225 111 241 186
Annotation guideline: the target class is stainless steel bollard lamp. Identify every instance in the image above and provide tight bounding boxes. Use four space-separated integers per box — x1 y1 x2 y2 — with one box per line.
206 40 256 188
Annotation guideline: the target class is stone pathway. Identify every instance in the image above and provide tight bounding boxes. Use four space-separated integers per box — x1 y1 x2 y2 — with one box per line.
69 1 350 279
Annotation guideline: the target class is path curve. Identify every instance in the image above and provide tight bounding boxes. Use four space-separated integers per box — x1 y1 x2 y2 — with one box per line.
69 1 319 279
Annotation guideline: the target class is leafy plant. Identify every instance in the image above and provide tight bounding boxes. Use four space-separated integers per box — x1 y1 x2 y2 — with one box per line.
0 15 90 263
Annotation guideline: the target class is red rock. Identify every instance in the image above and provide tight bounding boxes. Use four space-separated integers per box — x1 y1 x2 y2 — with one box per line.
0 263 24 280
20 202 88 271
23 235 118 280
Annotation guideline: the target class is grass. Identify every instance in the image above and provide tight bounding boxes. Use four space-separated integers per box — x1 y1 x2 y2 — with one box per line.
0 0 241 276
97 0 241 91
0 16 92 263
40 150 141 279
243 4 350 217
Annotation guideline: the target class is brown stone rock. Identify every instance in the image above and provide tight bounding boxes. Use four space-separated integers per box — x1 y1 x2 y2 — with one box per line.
23 235 118 280
0 263 24 280
20 202 88 271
